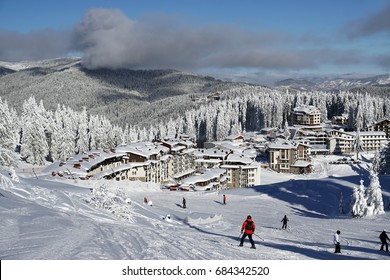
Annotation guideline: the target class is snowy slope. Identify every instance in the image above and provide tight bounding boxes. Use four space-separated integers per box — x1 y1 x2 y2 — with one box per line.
1 154 390 260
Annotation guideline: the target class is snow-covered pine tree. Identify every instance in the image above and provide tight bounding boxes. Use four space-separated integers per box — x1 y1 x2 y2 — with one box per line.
0 98 19 152
184 110 196 140
0 99 19 167
365 169 385 216
353 128 364 160
20 97 49 165
283 120 290 140
75 107 90 154
86 183 134 222
61 106 78 161
351 179 368 217
0 146 19 167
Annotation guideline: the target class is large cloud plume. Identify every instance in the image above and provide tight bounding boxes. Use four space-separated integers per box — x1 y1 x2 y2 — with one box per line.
1 7 389 72
72 8 326 70
345 0 390 38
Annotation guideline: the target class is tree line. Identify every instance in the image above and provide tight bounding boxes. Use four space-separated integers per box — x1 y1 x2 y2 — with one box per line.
1 85 390 166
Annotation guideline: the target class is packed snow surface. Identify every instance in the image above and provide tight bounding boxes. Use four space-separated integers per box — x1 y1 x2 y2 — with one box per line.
1 154 390 260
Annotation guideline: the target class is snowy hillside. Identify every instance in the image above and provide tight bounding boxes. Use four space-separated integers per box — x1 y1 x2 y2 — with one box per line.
0 58 235 128
1 153 390 260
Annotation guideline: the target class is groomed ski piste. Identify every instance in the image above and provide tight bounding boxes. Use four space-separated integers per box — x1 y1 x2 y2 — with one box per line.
1 153 390 260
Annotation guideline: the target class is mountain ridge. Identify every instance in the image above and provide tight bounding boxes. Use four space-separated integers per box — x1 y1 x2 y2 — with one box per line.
0 58 237 127
275 74 390 91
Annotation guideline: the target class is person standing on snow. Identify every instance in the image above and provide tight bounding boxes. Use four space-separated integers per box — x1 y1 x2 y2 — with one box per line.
334 230 341 253
223 194 226 205
239 215 256 249
281 215 289 230
182 197 186 209
379 229 390 252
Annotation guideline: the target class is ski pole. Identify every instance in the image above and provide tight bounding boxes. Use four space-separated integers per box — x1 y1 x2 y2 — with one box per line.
237 233 243 241
254 233 264 241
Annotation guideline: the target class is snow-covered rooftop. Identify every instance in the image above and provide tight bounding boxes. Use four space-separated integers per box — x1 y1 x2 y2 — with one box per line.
180 168 226 186
292 105 320 115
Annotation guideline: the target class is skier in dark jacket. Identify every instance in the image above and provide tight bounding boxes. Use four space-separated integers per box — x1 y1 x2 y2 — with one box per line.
380 229 390 252
281 215 289 229
334 230 341 253
239 215 256 249
182 197 186 209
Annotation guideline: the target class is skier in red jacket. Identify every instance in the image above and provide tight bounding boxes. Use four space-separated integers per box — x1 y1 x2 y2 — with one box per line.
239 215 256 249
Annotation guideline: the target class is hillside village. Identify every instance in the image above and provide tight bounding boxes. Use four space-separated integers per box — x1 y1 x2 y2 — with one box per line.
48 104 389 191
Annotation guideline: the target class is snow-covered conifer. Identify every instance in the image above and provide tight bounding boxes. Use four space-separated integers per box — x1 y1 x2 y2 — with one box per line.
351 179 367 217
0 146 19 167
283 120 290 139
20 97 49 165
365 169 385 215
353 128 364 160
0 98 19 152
86 183 134 222
75 107 90 154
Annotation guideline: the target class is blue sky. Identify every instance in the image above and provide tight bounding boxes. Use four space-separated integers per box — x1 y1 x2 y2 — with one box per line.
1 0 390 83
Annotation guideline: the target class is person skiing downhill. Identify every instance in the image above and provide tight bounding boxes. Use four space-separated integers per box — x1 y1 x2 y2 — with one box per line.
223 194 226 205
379 229 390 252
334 230 341 253
239 215 256 249
281 215 289 229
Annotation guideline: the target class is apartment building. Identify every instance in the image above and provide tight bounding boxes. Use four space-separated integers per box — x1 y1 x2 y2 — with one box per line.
221 153 261 188
56 133 261 189
179 168 227 191
268 139 312 174
159 134 196 181
327 130 387 154
367 119 390 138
292 105 321 126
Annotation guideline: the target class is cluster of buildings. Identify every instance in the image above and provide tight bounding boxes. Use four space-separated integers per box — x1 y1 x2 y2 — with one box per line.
267 105 388 174
54 134 261 191
53 105 390 189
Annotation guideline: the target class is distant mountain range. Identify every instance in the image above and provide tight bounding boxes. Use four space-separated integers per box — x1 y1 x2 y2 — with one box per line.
275 74 390 91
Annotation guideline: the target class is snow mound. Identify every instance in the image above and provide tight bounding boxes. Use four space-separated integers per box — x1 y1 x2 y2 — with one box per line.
184 213 222 225
84 184 135 222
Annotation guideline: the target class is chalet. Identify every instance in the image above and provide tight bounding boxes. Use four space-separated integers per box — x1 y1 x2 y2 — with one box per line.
331 114 348 126
225 134 245 143
207 92 221 101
